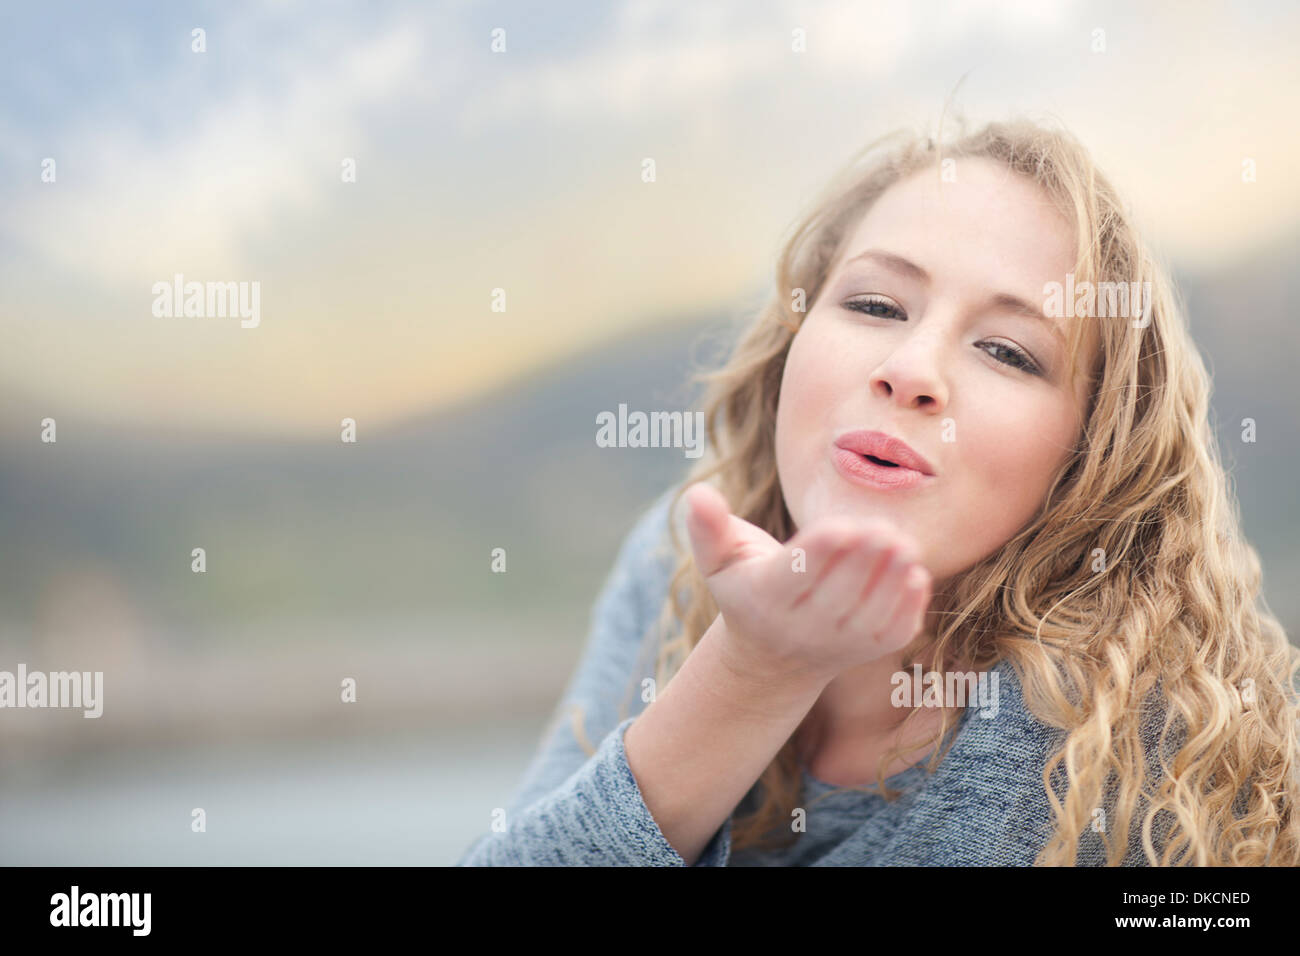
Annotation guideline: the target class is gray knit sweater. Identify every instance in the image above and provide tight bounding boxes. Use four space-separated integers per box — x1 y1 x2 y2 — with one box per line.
457 484 1174 866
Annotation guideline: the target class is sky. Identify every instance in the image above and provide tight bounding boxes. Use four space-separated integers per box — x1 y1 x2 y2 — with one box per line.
1 0 1297 436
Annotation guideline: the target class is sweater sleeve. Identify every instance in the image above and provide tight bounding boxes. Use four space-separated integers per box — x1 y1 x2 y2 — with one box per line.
456 484 732 866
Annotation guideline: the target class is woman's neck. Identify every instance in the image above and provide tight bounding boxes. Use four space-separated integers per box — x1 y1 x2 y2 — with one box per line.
794 617 960 763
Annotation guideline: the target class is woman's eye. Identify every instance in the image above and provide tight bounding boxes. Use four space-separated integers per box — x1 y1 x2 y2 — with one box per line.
979 340 1042 376
844 296 905 320
844 295 1044 377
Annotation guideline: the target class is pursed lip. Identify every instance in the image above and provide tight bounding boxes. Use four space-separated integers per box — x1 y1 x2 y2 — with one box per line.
832 429 936 476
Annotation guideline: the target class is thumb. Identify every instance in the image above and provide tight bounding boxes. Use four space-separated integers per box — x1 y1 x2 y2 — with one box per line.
683 482 731 576
683 482 777 577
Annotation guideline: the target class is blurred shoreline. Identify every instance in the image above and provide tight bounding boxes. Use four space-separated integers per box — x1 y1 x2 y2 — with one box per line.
0 613 579 760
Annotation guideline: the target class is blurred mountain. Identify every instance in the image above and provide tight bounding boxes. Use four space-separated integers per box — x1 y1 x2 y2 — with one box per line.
0 236 1296 655
1176 231 1300 630
0 311 739 651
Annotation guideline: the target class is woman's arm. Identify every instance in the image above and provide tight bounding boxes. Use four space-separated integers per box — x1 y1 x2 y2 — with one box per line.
458 485 817 866
457 624 825 868
623 613 827 864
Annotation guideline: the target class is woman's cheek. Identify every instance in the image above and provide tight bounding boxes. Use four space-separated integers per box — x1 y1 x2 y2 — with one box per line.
785 348 850 422
976 432 1055 533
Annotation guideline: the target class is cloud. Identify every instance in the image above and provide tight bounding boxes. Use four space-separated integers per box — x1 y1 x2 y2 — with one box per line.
453 0 1085 127
4 16 434 287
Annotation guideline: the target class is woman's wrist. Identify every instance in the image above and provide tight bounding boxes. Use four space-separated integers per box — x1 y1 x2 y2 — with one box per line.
693 614 833 719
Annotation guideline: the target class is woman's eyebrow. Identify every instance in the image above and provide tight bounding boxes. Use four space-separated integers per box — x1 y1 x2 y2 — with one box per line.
841 247 1064 341
844 248 929 282
988 292 1065 341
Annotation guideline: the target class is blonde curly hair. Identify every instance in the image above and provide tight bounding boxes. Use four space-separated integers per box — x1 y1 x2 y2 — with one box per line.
642 115 1300 866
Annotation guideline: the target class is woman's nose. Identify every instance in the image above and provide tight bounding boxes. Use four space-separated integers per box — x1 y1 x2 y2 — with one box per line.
867 324 950 412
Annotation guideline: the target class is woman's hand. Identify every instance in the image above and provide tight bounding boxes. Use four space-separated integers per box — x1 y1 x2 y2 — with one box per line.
683 481 932 687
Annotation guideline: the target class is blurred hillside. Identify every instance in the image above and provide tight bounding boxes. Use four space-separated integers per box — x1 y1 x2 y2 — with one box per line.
0 313 736 646
0 239 1296 758
0 309 740 756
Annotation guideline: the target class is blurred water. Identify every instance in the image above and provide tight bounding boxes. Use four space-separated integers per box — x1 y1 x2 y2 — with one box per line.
0 720 541 865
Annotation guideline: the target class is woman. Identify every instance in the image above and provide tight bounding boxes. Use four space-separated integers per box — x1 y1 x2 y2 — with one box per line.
459 116 1300 866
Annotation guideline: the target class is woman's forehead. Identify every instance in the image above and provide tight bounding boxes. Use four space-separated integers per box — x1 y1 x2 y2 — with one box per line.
843 161 1076 283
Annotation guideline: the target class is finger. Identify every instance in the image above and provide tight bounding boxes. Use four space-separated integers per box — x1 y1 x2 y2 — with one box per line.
844 549 921 636
862 564 932 654
790 516 897 603
883 565 933 650
847 523 921 604
806 531 894 624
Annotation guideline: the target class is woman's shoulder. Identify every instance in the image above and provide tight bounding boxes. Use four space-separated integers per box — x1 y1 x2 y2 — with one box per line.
578 484 689 712
929 655 1174 864
940 657 1066 780
604 483 683 604
600 481 698 620
948 655 1169 759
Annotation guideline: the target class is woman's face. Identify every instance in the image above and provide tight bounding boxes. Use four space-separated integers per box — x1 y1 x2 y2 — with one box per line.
774 156 1097 589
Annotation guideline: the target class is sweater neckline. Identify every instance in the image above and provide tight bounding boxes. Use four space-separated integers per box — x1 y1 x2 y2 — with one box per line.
797 698 982 793
800 758 927 794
